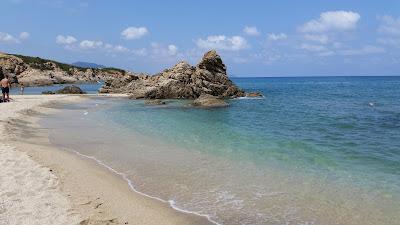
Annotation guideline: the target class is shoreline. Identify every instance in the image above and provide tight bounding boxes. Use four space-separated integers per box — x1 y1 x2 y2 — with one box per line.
3 93 398 224
1 95 211 225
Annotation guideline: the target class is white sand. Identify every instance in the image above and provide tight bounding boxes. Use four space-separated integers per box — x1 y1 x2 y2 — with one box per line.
0 95 82 225
0 95 210 225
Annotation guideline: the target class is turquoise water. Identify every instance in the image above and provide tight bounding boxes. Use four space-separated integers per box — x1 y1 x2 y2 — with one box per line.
43 77 400 225
107 77 400 187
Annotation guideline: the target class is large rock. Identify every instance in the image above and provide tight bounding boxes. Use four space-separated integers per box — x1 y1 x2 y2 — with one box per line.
101 50 245 99
0 55 26 83
56 86 86 94
192 94 229 108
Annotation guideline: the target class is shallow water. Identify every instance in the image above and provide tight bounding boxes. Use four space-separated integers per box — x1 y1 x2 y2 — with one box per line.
41 77 400 224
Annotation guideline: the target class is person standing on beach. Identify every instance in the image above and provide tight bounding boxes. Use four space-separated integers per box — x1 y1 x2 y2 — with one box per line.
1 75 11 102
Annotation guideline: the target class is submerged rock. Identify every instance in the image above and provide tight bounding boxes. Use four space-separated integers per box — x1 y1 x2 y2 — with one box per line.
192 94 229 108
246 92 263 97
56 86 86 94
100 50 245 99
144 99 166 105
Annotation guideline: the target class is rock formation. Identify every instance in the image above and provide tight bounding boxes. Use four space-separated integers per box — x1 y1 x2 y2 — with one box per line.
56 86 86 94
99 50 245 99
0 51 247 101
0 53 125 86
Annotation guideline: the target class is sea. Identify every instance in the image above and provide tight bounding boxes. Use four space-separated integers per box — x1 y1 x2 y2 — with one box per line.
35 77 400 224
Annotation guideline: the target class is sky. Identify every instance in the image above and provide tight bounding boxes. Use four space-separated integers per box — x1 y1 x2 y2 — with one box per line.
0 0 400 77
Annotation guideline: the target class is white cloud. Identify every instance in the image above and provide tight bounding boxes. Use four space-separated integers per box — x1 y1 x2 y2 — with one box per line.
112 45 129 53
19 32 30 40
378 15 400 36
133 43 183 62
103 44 130 53
196 35 249 51
167 44 178 55
57 36 131 54
303 34 329 44
300 43 326 52
56 35 77 45
243 26 260 36
79 40 103 49
299 11 360 33
267 33 287 41
339 45 385 56
121 27 148 40
150 43 180 57
0 32 19 43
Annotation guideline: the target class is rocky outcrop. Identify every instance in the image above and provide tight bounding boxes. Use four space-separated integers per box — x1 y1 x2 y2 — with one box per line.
56 86 86 94
0 53 125 86
0 51 247 101
192 94 229 108
100 50 245 99
246 92 263 97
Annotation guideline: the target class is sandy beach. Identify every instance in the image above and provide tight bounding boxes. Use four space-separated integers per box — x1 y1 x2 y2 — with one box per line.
0 95 211 225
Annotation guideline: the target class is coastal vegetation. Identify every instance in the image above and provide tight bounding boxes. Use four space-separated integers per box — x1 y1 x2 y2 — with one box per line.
10 54 86 73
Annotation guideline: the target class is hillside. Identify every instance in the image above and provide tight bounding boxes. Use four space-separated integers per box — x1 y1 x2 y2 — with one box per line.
0 53 129 86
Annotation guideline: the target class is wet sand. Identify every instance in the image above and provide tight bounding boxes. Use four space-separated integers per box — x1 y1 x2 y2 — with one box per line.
0 95 211 225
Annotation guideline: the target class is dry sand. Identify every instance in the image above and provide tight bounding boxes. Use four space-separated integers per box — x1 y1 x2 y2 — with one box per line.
0 95 211 225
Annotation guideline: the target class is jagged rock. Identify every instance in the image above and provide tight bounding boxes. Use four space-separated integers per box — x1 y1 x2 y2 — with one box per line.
192 94 229 108
246 92 263 97
100 74 140 94
101 50 245 99
56 86 86 94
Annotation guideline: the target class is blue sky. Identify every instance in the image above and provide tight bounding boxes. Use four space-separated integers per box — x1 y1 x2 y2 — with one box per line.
0 0 399 76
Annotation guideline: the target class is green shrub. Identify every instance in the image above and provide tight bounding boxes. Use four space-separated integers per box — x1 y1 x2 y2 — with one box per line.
99 67 126 74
